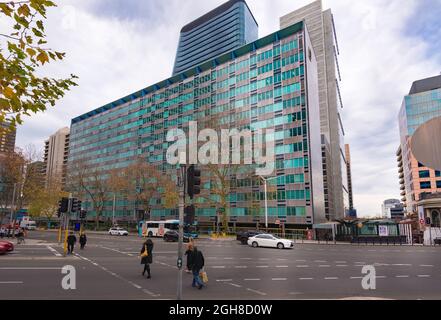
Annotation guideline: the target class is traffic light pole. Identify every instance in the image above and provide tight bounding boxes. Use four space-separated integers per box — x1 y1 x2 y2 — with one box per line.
177 165 186 300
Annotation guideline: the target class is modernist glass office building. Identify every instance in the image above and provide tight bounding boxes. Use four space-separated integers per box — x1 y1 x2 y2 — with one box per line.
69 21 325 227
398 75 441 214
172 0 258 76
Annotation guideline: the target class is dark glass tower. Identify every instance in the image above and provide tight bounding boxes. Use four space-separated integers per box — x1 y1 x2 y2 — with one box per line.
172 0 258 75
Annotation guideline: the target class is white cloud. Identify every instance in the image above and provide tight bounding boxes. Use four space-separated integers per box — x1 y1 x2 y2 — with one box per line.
13 0 441 217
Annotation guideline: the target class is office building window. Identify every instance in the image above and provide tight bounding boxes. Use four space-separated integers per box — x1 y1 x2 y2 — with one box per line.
419 170 430 178
420 181 432 189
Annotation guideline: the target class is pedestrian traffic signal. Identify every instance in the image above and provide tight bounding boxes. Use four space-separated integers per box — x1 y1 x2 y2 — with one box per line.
187 165 201 199
71 198 82 213
58 198 69 214
184 205 195 225
80 210 87 220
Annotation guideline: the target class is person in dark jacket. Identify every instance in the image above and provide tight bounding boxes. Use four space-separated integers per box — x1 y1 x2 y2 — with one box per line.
79 233 87 250
67 232 77 254
140 239 153 279
185 241 194 273
191 246 205 289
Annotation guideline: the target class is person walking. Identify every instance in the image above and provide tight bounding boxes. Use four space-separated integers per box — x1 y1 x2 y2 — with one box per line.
140 239 153 279
191 246 205 289
16 228 25 244
67 232 77 254
185 241 194 273
79 233 87 250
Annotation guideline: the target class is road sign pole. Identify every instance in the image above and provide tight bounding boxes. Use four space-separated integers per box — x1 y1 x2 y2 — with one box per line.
177 165 186 300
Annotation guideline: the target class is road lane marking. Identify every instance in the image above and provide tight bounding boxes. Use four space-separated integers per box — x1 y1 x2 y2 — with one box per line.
296 265 309 268
0 281 24 284
314 260 327 263
336 265 349 267
335 261 347 264
228 283 242 288
224 258 233 260
244 279 261 281
216 279 232 282
46 246 62 257
277 259 288 261
350 277 363 279
417 275 431 278
212 266 226 269
420 265 434 267
0 267 61 270
272 278 287 281
256 266 269 268
376 276 387 279
247 288 266 296
276 266 289 268
299 278 313 280
325 277 339 280
240 258 252 260
319 265 331 268
392 264 412 266
234 266 248 269
396 275 409 278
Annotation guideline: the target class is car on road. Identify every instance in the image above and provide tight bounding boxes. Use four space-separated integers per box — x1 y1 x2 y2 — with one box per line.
108 227 129 236
0 240 14 255
237 230 267 245
163 230 190 243
247 234 294 249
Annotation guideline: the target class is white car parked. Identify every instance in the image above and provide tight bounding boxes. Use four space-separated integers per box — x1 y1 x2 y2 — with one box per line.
248 234 294 249
108 227 129 236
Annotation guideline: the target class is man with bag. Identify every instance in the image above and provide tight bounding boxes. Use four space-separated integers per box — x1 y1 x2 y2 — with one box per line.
190 246 205 290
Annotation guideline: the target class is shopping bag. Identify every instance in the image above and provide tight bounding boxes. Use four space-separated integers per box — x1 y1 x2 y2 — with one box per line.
140 245 148 258
200 270 208 283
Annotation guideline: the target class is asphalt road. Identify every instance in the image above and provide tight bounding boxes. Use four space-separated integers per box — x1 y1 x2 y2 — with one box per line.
1 231 441 300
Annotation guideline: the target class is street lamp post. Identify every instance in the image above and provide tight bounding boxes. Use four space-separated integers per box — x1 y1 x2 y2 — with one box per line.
112 193 116 226
259 175 284 230
176 165 186 300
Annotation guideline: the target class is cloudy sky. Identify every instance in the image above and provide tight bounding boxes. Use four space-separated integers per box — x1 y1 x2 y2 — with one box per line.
12 0 441 217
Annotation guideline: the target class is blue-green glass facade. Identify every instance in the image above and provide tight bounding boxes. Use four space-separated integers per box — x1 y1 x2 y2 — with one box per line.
69 22 325 226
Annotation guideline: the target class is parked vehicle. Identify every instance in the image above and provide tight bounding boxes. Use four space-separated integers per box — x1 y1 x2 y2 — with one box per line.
108 227 129 236
0 240 14 255
237 230 267 245
247 234 294 249
163 230 190 243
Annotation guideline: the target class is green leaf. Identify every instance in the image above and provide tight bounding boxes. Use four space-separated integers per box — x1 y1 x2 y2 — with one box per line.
36 20 44 31
32 28 44 38
0 3 13 17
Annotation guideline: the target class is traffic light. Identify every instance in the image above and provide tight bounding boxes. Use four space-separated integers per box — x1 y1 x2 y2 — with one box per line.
79 210 87 220
58 198 69 215
184 205 195 225
187 165 201 199
71 198 82 212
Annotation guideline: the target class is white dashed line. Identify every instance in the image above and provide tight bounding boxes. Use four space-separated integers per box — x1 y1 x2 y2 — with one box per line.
417 275 431 278
376 276 387 279
256 266 269 268
228 283 242 288
46 246 62 257
396 275 409 278
296 265 309 268
276 266 289 268
350 277 363 279
212 266 226 269
247 288 267 296
234 266 248 269
420 265 434 267
325 277 339 280
319 265 331 268
336 265 348 267
299 278 314 280
216 279 232 282
0 281 24 284
244 279 261 281
272 278 287 281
